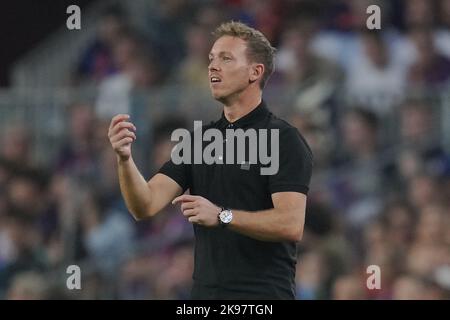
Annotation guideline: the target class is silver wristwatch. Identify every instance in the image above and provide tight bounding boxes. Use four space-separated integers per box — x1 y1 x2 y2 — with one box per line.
218 208 233 227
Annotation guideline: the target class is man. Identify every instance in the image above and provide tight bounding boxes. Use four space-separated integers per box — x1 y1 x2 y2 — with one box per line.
108 21 313 299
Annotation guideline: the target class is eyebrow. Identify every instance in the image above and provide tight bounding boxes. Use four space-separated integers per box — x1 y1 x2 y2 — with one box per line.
208 51 233 57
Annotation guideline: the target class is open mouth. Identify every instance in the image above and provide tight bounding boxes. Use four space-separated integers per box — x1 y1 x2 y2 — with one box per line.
210 76 221 83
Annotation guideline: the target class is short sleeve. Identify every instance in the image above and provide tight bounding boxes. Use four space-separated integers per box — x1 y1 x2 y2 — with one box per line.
158 159 191 193
268 127 313 195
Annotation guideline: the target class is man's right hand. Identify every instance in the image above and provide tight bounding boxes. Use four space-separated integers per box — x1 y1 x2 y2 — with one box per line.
108 114 137 162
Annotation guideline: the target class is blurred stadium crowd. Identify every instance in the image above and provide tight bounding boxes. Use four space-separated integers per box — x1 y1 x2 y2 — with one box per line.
1 0 450 299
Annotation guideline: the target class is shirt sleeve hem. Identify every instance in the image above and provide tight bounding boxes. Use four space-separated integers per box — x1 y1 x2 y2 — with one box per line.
269 184 309 195
157 168 188 192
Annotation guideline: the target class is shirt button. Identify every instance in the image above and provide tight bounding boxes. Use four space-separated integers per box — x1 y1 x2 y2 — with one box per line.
227 123 234 129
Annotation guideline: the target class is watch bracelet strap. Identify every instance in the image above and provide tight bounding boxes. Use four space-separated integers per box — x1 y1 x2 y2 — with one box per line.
218 206 227 228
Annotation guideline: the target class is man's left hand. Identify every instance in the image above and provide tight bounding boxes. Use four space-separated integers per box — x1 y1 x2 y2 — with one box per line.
172 195 221 227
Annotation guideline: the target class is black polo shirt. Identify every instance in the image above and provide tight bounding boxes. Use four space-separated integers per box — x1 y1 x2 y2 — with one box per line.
158 100 313 299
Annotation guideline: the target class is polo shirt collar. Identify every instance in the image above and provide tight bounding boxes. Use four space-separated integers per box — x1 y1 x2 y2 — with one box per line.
217 100 269 129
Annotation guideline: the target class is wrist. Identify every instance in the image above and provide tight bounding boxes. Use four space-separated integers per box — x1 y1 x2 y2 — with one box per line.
117 155 131 164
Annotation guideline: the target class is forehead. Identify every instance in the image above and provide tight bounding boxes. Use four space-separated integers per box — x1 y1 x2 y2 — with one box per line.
210 35 248 55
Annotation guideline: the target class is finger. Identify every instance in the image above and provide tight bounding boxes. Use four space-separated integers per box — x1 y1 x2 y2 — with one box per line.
109 114 130 130
181 201 196 211
109 121 135 139
182 209 196 217
172 195 200 205
110 129 136 143
188 216 200 224
110 128 136 141
110 121 136 137
112 137 134 149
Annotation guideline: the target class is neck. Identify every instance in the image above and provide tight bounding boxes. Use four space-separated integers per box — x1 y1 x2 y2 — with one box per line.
222 87 262 123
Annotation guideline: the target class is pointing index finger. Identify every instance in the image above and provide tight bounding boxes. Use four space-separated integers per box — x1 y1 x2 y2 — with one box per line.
172 195 199 205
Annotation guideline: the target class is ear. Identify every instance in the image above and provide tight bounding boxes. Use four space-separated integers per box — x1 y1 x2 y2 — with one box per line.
249 63 264 84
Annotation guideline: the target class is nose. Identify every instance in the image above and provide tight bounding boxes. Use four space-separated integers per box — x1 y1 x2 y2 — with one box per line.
208 59 220 72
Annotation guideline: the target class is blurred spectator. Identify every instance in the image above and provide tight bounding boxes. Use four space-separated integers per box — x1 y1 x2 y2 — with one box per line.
311 0 401 69
72 5 129 85
406 242 448 277
393 271 449 300
152 243 194 299
407 27 450 88
397 99 450 178
55 103 97 179
439 0 450 27
275 21 343 127
0 124 32 167
407 174 441 211
95 32 161 120
391 274 427 299
331 108 385 228
117 241 194 299
403 0 436 29
431 265 450 298
414 204 447 245
174 24 212 88
79 189 135 276
144 0 195 74
301 202 355 299
226 0 283 43
295 249 327 300
364 238 404 299
435 0 450 58
289 114 333 170
94 32 161 170
195 3 227 31
6 170 48 218
345 30 408 115
0 193 13 267
379 201 416 251
332 274 367 300
6 271 48 300
0 213 48 297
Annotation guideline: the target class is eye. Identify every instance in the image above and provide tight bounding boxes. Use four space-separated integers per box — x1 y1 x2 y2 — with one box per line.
222 56 232 61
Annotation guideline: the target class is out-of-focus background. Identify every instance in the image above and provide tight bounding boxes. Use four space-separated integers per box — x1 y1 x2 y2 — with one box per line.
0 0 449 300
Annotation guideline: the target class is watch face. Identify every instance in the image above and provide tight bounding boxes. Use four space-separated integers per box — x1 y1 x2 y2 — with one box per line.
220 210 233 224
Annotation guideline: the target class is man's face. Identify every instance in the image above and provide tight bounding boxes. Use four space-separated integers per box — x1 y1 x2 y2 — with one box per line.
208 36 254 102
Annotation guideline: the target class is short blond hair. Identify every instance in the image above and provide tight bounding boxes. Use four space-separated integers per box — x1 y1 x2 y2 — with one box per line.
213 21 276 89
